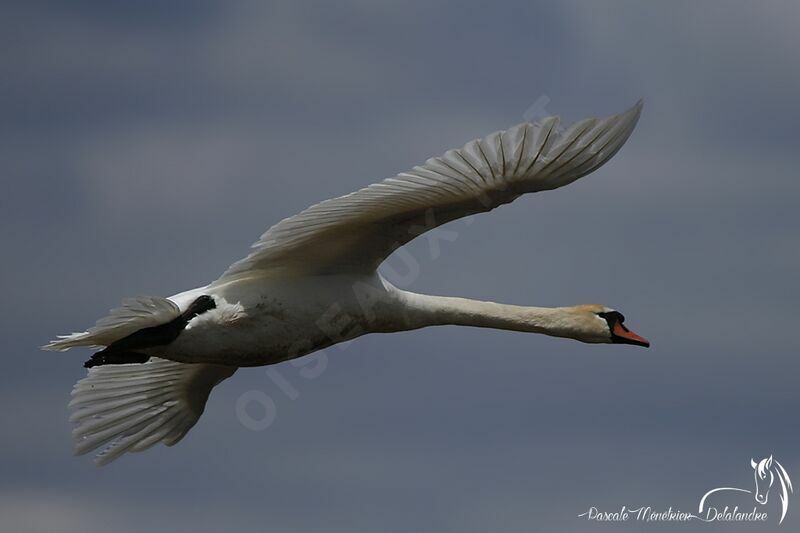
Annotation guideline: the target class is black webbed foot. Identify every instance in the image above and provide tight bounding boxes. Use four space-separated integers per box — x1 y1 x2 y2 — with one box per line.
84 350 151 368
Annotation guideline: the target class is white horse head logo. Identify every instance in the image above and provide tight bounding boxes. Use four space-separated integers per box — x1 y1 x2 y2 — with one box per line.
699 454 794 525
751 455 793 520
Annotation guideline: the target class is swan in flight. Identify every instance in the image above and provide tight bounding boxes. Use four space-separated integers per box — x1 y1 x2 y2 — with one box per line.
45 101 648 465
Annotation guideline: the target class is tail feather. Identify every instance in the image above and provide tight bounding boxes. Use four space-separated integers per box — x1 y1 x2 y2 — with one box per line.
43 296 181 351
69 357 236 466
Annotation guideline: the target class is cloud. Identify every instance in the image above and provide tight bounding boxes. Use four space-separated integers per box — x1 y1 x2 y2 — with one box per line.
2 2 799 532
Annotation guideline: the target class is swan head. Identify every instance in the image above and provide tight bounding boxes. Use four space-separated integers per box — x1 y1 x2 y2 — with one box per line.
568 305 650 347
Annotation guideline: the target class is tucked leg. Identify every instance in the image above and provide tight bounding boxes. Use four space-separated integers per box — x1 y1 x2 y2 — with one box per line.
84 350 151 368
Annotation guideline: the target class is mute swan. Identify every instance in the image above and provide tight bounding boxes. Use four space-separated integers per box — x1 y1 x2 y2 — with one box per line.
44 101 648 465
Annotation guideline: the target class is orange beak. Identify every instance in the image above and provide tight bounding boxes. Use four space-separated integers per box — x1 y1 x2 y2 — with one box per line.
612 321 650 347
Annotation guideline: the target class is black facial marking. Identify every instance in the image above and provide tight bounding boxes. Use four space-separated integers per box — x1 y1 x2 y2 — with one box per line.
597 311 625 329
597 310 630 344
597 311 627 343
83 295 216 368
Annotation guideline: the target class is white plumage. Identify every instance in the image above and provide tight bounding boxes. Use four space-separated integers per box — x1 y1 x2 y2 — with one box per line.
69 359 235 466
45 101 647 464
221 102 641 277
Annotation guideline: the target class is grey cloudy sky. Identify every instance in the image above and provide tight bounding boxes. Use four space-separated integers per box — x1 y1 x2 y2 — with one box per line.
2 1 799 532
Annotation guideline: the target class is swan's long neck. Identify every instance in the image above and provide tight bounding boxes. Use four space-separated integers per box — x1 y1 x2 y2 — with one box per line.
394 290 585 341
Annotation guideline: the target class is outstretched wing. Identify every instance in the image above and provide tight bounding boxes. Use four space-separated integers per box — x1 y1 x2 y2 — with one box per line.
70 357 236 465
217 101 642 281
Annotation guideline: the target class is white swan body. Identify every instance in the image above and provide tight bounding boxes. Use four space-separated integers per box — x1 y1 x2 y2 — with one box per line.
151 274 616 367
45 102 648 464
161 274 398 366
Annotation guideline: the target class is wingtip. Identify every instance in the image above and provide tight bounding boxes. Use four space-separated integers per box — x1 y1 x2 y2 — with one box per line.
524 99 643 129
629 98 644 119
618 99 643 118
613 99 644 133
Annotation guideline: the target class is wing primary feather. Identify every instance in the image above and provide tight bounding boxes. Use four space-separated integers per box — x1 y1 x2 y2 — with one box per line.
520 118 557 177
215 101 643 280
